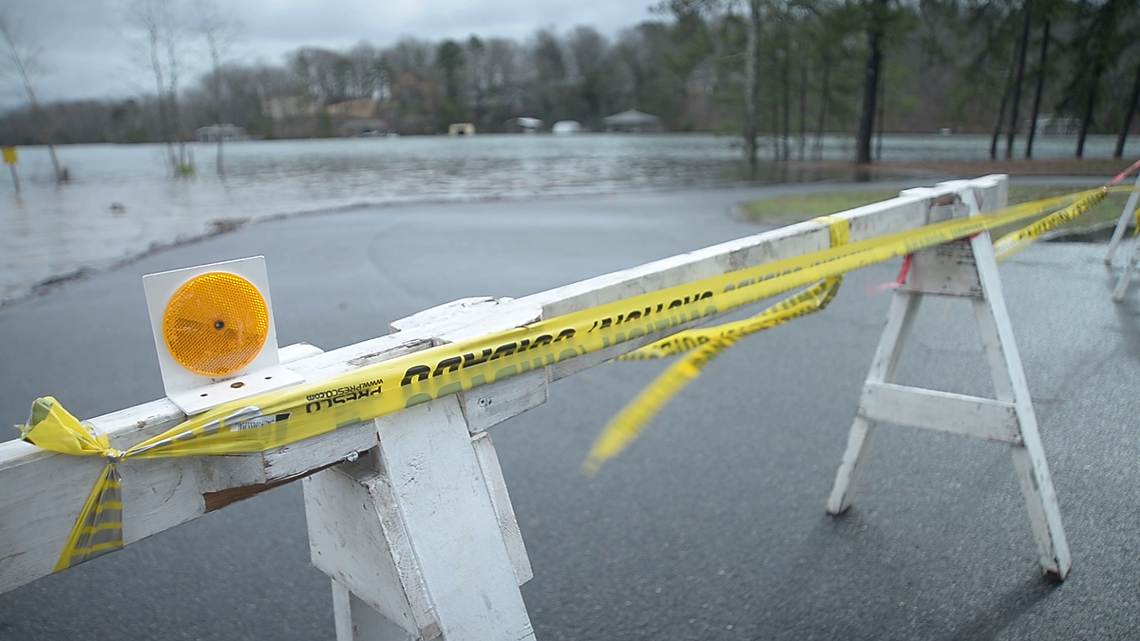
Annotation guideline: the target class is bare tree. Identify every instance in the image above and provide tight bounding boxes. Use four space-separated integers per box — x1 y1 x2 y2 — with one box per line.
129 0 189 174
196 0 240 175
1004 0 1032 159
744 0 760 165
1025 18 1050 159
465 36 487 128
855 0 889 164
0 12 66 182
1117 62 1140 159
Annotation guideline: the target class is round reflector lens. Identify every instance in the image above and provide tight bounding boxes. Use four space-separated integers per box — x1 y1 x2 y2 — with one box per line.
162 272 269 377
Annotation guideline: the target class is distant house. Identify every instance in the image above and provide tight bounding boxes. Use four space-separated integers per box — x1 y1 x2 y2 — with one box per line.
265 95 320 122
326 98 379 120
504 117 543 133
195 124 248 142
448 123 476 136
603 109 662 133
552 120 582 135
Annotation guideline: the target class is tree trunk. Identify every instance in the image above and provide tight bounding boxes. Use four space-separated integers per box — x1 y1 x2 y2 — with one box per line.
875 67 885 161
781 51 791 162
990 64 1013 160
855 0 887 165
210 41 226 176
744 0 760 165
29 103 64 182
798 59 807 161
771 52 781 160
147 27 176 170
1115 62 1140 158
1026 19 1050 159
1005 0 1033 159
1076 61 1104 158
163 20 187 170
813 58 831 161
0 17 66 183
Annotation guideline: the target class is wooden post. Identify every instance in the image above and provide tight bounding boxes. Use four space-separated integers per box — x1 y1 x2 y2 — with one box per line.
827 179 1071 579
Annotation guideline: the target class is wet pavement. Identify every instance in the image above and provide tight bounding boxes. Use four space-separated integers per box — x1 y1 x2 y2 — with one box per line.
1 183 1139 640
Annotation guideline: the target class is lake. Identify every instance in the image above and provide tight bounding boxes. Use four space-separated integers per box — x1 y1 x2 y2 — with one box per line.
1 132 1134 303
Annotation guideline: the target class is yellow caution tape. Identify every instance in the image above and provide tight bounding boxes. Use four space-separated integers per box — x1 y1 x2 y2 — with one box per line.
583 187 1114 474
993 187 1108 260
19 187 1108 571
620 189 1116 361
613 224 855 363
581 216 849 476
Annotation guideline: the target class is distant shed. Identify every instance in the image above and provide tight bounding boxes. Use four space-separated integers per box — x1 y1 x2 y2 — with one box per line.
552 120 582 134
602 109 662 133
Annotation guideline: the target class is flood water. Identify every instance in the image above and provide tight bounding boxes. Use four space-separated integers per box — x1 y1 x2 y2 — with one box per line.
0 132 1133 303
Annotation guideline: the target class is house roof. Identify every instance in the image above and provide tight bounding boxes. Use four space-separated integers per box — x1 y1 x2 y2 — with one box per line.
602 109 661 125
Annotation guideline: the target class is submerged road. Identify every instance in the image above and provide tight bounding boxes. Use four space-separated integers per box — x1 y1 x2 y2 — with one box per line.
2 182 1139 640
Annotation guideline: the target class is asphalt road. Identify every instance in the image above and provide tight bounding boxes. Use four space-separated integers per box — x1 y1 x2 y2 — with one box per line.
2 182 1139 640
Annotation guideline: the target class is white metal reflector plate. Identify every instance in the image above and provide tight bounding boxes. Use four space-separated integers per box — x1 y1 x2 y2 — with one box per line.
142 256 303 415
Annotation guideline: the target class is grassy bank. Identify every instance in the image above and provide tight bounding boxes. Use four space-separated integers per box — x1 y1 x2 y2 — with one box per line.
744 184 1131 235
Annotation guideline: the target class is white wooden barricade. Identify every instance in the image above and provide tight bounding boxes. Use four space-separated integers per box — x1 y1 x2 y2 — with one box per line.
1103 170 1140 301
0 175 1067 640
826 180 1070 580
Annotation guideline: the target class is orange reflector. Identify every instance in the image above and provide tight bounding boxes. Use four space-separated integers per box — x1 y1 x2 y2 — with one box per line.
162 272 269 377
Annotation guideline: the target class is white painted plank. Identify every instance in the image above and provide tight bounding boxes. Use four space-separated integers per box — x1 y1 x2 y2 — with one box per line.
388 297 498 334
858 382 1020 443
826 290 923 515
371 397 535 641
471 432 533 586
459 370 548 435
901 240 983 298
968 227 1071 579
331 578 415 641
304 459 435 639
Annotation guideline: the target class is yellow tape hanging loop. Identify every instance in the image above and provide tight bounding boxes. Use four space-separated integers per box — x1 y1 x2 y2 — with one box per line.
581 215 849 477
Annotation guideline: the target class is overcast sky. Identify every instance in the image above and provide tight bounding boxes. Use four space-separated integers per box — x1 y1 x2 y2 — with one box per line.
0 0 657 109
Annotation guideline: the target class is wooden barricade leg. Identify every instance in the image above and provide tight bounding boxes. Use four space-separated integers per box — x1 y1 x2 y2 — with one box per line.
1104 170 1140 265
826 290 922 515
827 187 1071 579
331 580 417 641
1106 171 1140 301
303 396 536 640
